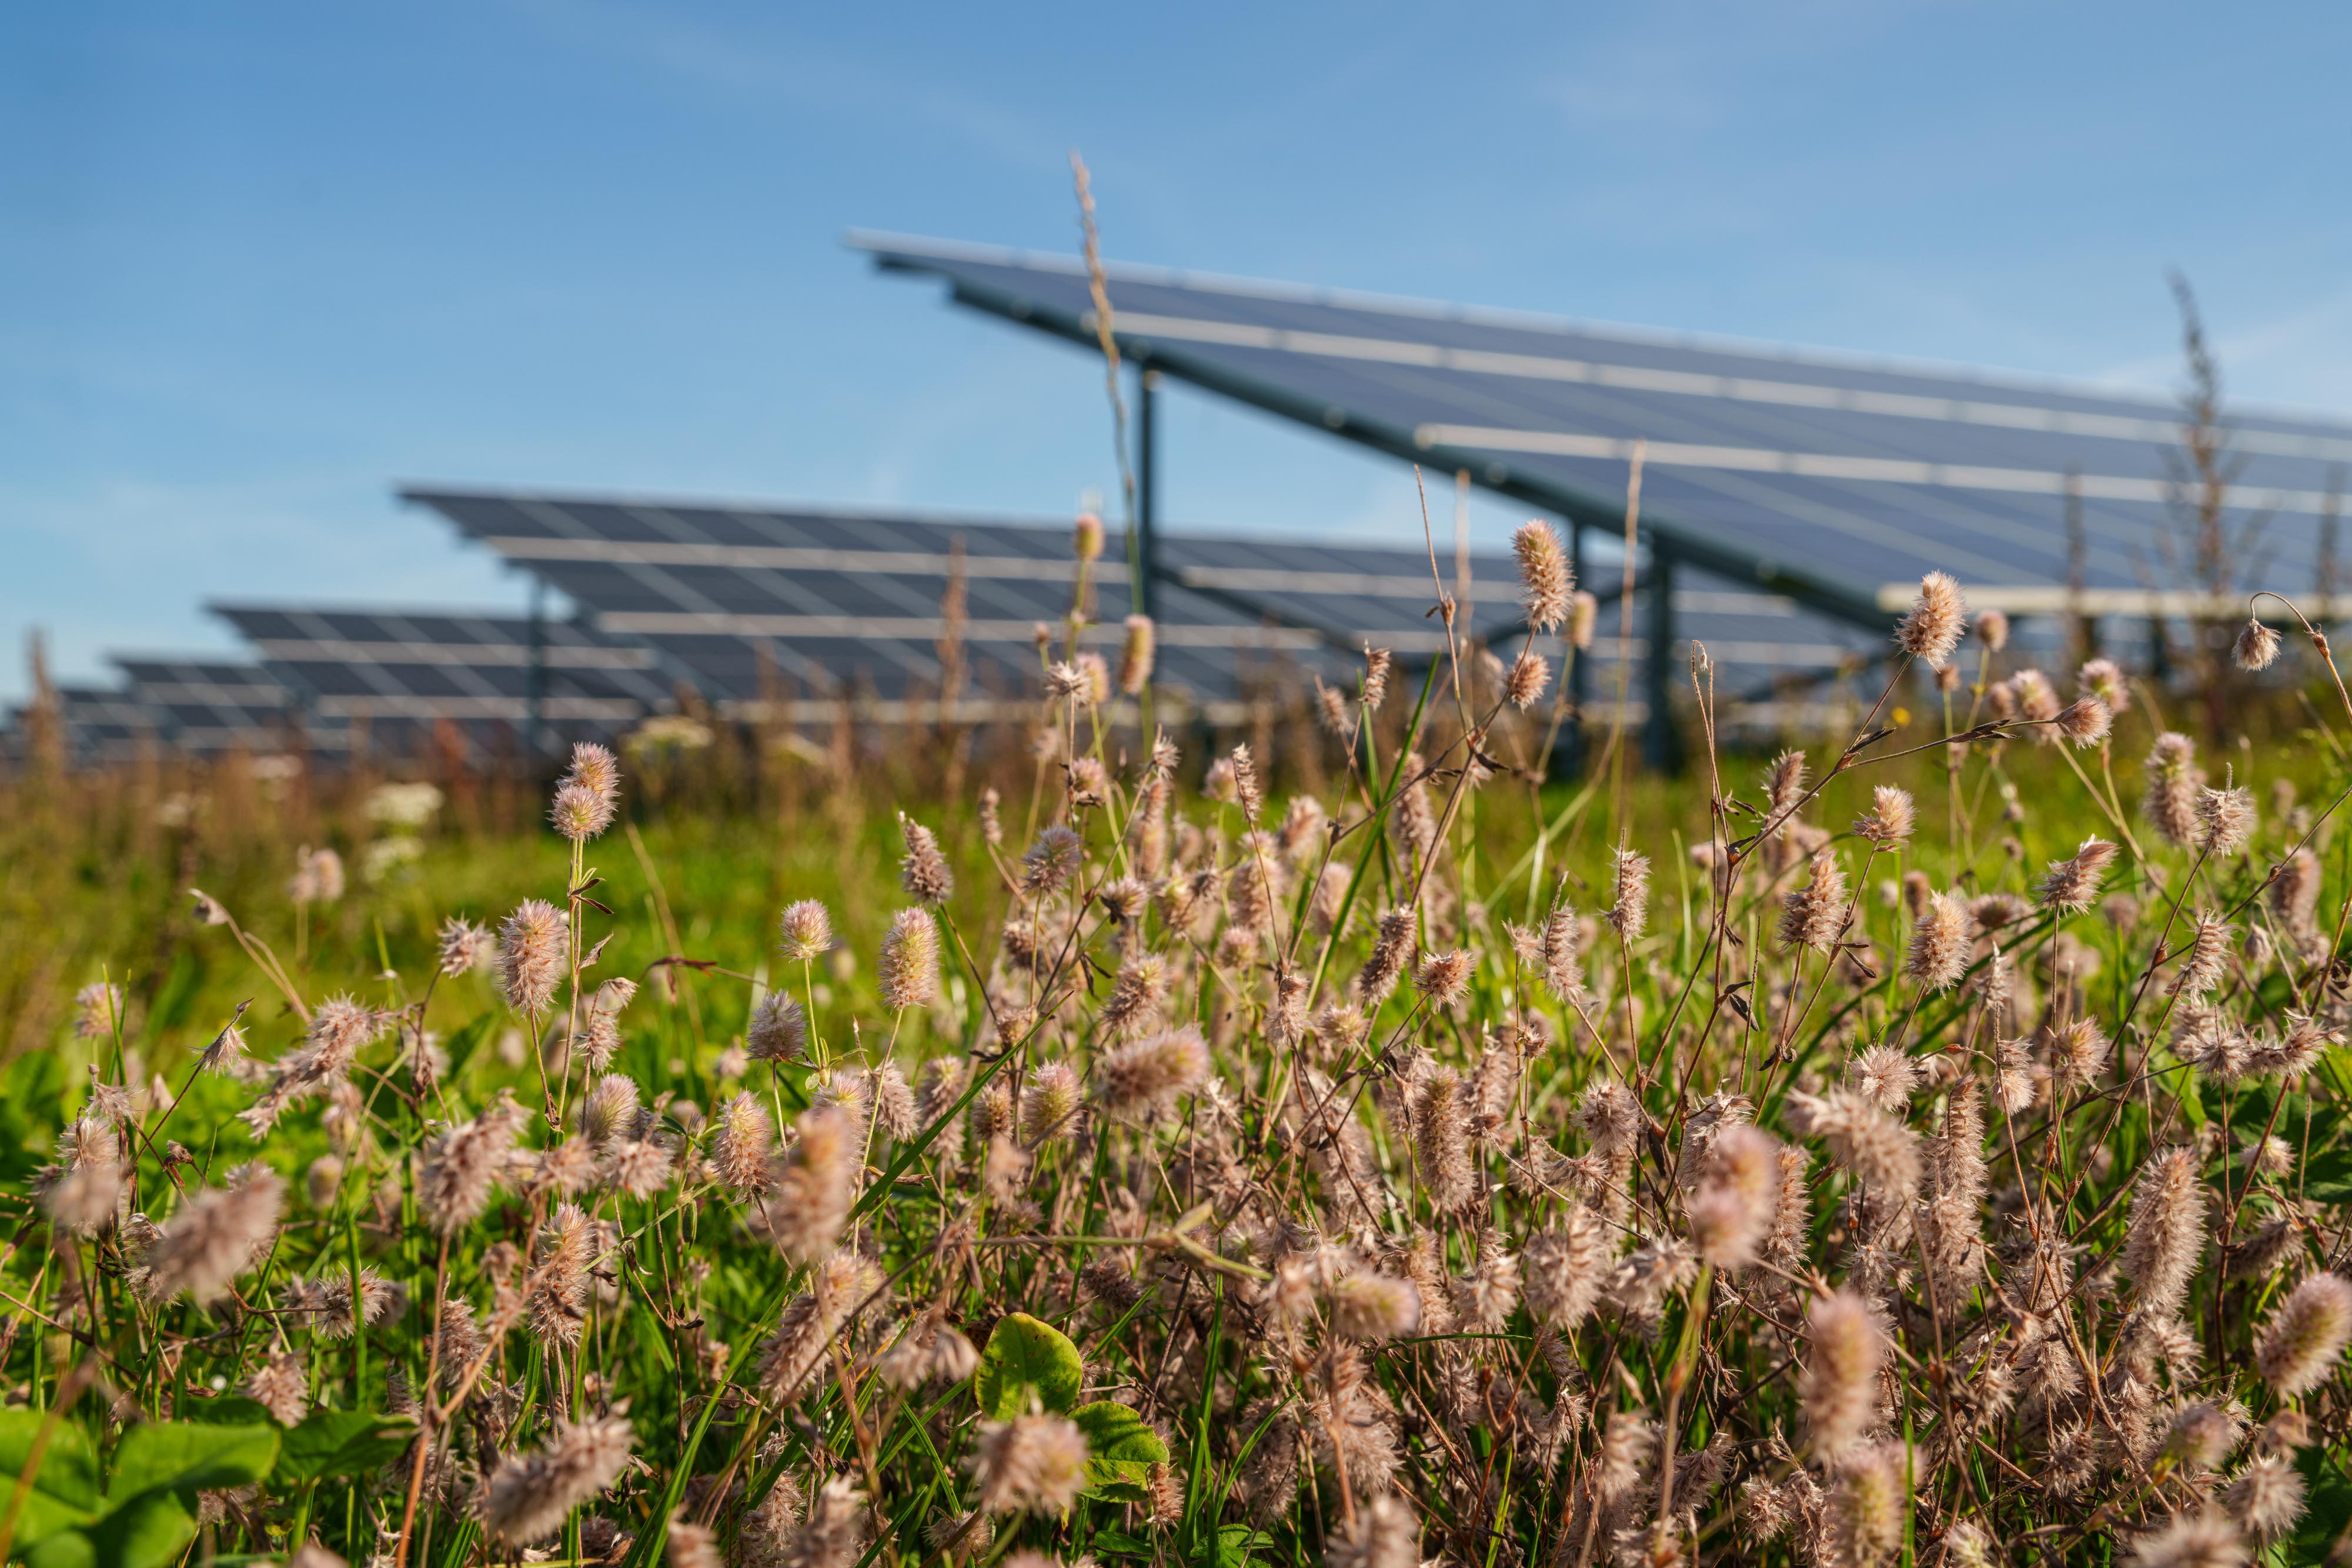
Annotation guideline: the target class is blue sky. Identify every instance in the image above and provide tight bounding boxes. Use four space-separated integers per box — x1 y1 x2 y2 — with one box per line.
6 1 2351 698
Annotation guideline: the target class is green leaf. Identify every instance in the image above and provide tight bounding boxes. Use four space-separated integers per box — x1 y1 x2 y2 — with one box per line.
107 1419 278 1500
21 1528 95 1568
0 1408 101 1548
439 1012 497 1085
272 1409 416 1483
179 1396 278 1429
85 1491 195 1568
1093 1531 1155 1556
2304 1148 2352 1206
1204 1523 1273 1568
974 1313 1084 1420
1073 1400 1168 1501
2292 1448 2352 1560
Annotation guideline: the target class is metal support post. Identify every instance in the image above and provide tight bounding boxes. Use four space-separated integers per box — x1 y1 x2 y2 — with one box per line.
1135 368 1162 618
1642 541 1683 775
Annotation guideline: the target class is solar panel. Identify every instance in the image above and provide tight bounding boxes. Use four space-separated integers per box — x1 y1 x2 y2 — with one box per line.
109 656 320 755
402 487 1889 732
6 684 156 768
853 233 2352 630
208 603 671 760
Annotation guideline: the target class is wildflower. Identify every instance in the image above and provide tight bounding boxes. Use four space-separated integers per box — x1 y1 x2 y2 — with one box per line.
780 900 833 962
1802 1289 1883 1457
1073 511 1104 561
1539 902 1585 1004
1976 609 2010 650
1118 615 1155 694
2037 837 2117 913
73 981 124 1041
2196 780 2257 855
765 1105 858 1265
1020 1063 1085 1145
1688 1124 1781 1268
416 1092 529 1235
2054 696 2113 747
1329 1271 1423 1340
1605 848 1651 941
479 1414 636 1543
2143 733 2206 846
1414 1066 1475 1210
1359 907 1415 1002
2233 618 2283 672
1229 744 1263 821
1905 892 1969 991
2254 1273 2352 1397
1021 825 1084 895
2121 1148 2207 1319
2049 1018 2112 1095
789 1476 869 1568
1522 1206 1609 1330
2123 1512 2247 1568
146 1166 283 1305
1504 648 1549 708
1361 646 1392 710
497 899 569 1018
2080 656 2130 710
667 1517 721 1568
1779 849 1848 951
2170 912 2233 999
549 780 611 842
1095 1027 1208 1122
1896 571 1967 669
1412 949 1474 1009
878 908 941 1011
437 917 495 977
1512 520 1573 633
711 1092 773 1195
245 1351 308 1425
290 845 345 904
1825 1442 1907 1568
970 1413 1090 1515
2221 1454 2307 1542
759 1252 884 1404
1328 1494 1418 1568
900 815 955 904
566 741 622 805
1854 785 1915 846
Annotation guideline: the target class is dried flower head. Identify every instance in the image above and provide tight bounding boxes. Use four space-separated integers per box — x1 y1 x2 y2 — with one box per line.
1095 1026 1208 1123
970 1412 1090 1516
2254 1272 2352 1398
1118 615 1155 695
765 1105 858 1265
1512 520 1573 633
497 899 569 1018
878 908 941 1011
1897 571 1967 669
480 1415 636 1543
146 1165 284 1305
2233 618 2283 672
1802 1289 1884 1458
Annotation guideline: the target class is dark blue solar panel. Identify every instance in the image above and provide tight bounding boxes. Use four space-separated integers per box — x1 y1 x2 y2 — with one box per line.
855 235 2352 622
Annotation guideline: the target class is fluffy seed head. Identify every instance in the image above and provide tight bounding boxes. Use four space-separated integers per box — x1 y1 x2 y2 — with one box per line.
1328 1271 1423 1341
2121 1147 2207 1318
1512 520 1573 632
1412 949 1474 1010
778 899 833 962
1021 825 1084 895
480 1415 636 1544
437 918 495 977
1118 615 1155 694
1020 1063 1085 1146
497 899 570 1018
970 1413 1090 1516
766 1105 858 1265
1504 648 1549 708
1975 609 2010 651
1906 892 1970 992
1360 646 1392 710
2037 837 2118 913
2123 1511 2247 1568
2233 618 2283 672
1072 511 1104 562
2054 696 2113 747
1688 1123 1782 1268
549 780 613 842
899 816 955 905
74 981 124 1041
2197 780 2257 856
1855 785 1915 846
146 1166 284 1305
2254 1272 2352 1397
2080 656 2131 710
1521 1205 1609 1330
1802 1289 1885 1458
1779 849 1849 952
1095 1026 1208 1123
1605 849 1651 941
747 992 810 1063
1826 1443 1907 1568
1897 571 1967 668
878 908 941 1011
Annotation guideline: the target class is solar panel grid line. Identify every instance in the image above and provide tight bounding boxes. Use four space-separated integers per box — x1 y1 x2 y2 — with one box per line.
860 235 2352 634
855 230 2352 445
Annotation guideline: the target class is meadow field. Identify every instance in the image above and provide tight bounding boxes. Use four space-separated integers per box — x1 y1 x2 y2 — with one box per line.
5 546 2352 1568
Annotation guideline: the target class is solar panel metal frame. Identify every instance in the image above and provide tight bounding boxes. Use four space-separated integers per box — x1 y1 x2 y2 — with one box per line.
850 231 2352 632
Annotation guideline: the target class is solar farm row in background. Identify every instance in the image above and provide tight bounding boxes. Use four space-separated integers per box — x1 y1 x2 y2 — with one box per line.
6 493 1907 768
859 233 2352 628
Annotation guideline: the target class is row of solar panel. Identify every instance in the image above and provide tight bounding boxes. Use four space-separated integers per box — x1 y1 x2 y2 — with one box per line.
7 493 1950 768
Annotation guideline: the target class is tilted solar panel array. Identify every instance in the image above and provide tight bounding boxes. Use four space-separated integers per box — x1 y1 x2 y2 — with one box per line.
109 657 316 755
403 487 1891 727
208 603 673 759
856 233 2352 629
